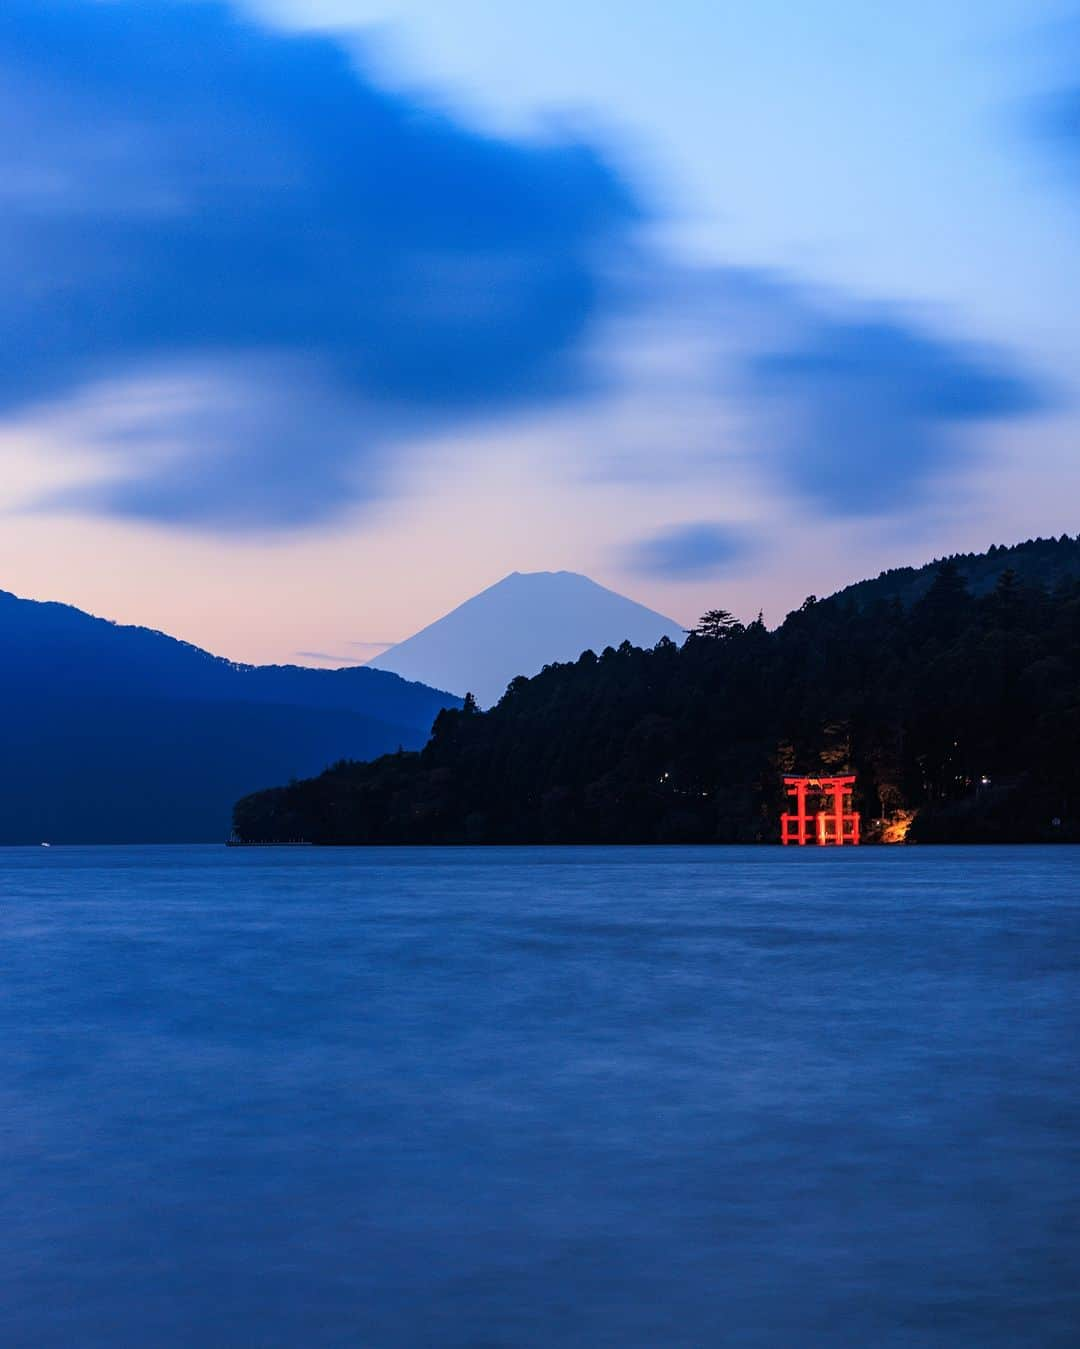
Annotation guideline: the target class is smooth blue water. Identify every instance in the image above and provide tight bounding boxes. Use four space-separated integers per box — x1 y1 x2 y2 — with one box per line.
1 845 1078 1347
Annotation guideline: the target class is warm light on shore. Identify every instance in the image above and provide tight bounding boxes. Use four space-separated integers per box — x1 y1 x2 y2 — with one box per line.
880 810 916 844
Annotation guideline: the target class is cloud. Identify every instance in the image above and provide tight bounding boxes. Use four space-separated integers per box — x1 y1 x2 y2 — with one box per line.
1040 86 1080 173
0 1 1046 538
0 0 635 528
294 651 365 664
603 266 1043 535
746 311 1042 517
627 521 751 579
1029 24 1080 186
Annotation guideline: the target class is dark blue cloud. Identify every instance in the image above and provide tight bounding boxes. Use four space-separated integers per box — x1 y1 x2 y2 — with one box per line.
0 0 635 527
0 2 1046 536
1041 86 1080 174
747 314 1042 517
628 522 751 579
609 268 1042 524
1027 17 1080 182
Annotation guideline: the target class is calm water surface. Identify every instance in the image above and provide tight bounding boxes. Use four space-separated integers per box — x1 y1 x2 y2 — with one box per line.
2 845 1078 1347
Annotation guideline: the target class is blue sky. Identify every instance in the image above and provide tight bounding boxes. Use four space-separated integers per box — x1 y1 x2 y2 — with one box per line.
0 0 1077 662
253 1 1079 335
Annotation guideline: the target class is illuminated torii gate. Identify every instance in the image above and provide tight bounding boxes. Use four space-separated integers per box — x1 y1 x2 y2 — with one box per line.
781 775 860 846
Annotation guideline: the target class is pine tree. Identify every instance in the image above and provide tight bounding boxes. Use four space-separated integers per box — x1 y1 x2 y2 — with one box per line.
688 609 743 640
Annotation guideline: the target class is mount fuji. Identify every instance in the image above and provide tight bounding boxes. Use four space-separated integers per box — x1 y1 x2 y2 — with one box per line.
369 571 686 707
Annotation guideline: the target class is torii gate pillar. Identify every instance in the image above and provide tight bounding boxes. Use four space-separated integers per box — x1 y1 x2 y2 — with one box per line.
782 775 859 846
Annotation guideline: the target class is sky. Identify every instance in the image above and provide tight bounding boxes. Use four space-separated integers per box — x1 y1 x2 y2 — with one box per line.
0 0 1078 664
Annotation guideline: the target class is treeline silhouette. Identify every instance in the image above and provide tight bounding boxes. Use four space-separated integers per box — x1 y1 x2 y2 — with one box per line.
234 536 1080 844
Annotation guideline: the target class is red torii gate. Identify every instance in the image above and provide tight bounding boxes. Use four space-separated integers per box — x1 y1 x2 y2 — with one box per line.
781 775 860 846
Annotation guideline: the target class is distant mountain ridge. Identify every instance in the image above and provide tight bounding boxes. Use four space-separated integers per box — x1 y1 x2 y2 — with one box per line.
0 590 460 843
0 590 456 725
369 570 686 706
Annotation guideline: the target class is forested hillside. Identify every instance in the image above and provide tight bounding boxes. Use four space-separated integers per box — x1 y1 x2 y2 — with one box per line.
234 537 1080 845
834 534 1080 611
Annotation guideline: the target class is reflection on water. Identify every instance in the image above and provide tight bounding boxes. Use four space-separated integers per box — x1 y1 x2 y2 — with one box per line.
1 845 1077 1347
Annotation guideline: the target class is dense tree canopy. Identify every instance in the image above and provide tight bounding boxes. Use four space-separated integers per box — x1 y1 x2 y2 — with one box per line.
234 537 1080 844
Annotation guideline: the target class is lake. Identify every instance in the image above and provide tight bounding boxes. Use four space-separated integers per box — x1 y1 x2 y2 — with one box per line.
2 845 1078 1346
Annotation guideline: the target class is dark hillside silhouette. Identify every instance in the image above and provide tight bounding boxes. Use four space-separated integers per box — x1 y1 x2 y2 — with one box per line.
834 534 1080 611
0 590 460 842
0 590 454 725
235 535 1080 845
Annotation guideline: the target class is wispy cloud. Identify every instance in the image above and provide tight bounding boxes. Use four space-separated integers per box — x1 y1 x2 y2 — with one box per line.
605 265 1044 557
747 310 1042 517
295 639 396 664
294 651 367 664
627 521 751 579
1029 19 1080 187
0 0 1047 542
0 0 634 528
